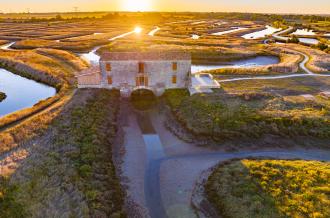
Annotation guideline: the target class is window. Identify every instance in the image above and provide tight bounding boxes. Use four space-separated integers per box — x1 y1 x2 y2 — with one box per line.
106 63 111 71
172 62 177 71
107 76 112 85
136 76 148 86
139 62 145 73
172 75 177 84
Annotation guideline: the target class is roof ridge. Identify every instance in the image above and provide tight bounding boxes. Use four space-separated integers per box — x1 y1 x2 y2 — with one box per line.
100 51 191 61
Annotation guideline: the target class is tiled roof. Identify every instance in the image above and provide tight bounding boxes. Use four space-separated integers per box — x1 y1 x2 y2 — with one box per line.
75 66 100 77
100 51 191 61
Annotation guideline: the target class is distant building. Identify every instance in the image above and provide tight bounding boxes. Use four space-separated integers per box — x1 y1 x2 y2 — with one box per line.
76 51 220 96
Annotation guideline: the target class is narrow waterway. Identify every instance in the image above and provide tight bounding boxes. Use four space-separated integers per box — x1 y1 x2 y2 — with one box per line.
191 55 279 74
135 111 167 218
148 27 160 36
80 30 137 65
120 101 330 218
0 42 15 50
0 68 56 117
211 27 247 36
242 25 281 39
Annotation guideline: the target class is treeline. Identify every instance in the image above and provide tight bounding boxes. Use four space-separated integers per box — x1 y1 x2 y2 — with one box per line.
0 12 169 23
2 11 329 24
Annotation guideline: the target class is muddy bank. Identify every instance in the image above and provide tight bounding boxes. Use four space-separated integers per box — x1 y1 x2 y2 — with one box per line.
0 92 6 102
114 99 150 217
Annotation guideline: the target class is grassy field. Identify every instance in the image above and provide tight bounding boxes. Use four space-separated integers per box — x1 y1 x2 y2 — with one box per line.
205 159 330 218
220 76 330 95
99 36 276 66
0 92 6 102
0 89 125 217
164 77 330 143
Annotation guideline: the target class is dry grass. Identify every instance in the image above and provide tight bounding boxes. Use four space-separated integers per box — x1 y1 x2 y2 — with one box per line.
100 36 265 63
0 40 9 46
12 39 111 53
278 44 330 73
35 48 89 71
206 159 330 218
220 76 330 95
0 92 72 155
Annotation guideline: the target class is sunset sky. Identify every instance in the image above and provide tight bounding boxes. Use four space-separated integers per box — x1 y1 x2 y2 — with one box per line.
1 0 329 14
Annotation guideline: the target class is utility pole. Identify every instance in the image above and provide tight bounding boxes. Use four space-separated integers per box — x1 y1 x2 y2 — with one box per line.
74 7 79 13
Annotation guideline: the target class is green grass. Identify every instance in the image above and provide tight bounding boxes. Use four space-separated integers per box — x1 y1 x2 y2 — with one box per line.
205 159 330 218
0 177 27 218
52 89 125 217
1 89 125 217
164 87 330 141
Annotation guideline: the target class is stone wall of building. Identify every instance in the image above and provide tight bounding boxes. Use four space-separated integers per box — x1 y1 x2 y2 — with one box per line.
99 60 191 96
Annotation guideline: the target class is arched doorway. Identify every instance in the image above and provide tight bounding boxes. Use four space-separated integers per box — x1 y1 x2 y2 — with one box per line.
130 88 157 111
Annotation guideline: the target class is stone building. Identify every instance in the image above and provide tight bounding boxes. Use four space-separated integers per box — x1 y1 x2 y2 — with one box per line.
76 51 220 96
77 51 191 96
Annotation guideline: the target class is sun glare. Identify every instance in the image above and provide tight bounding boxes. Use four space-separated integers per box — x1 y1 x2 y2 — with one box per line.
122 0 152 11
134 27 142 34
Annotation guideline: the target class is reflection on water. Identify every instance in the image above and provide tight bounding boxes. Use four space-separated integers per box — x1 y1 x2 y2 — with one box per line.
242 25 281 39
192 34 200 39
135 107 166 218
211 27 247 36
0 68 56 117
191 56 279 74
80 31 136 65
0 42 15 50
80 46 101 65
291 29 316 36
298 38 319 45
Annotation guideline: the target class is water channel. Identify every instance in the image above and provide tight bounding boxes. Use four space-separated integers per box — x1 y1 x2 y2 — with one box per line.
0 68 56 117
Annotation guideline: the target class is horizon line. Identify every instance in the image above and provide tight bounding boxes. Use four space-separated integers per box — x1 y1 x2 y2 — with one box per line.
1 10 330 16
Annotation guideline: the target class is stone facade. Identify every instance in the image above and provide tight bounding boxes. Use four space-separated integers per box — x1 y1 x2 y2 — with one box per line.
77 51 220 96
99 52 191 96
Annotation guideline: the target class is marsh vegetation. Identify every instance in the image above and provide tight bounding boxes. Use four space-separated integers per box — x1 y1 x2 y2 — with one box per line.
164 77 330 145
205 159 330 218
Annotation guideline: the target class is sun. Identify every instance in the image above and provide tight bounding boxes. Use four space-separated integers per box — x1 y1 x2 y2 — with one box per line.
134 27 142 34
122 0 152 11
